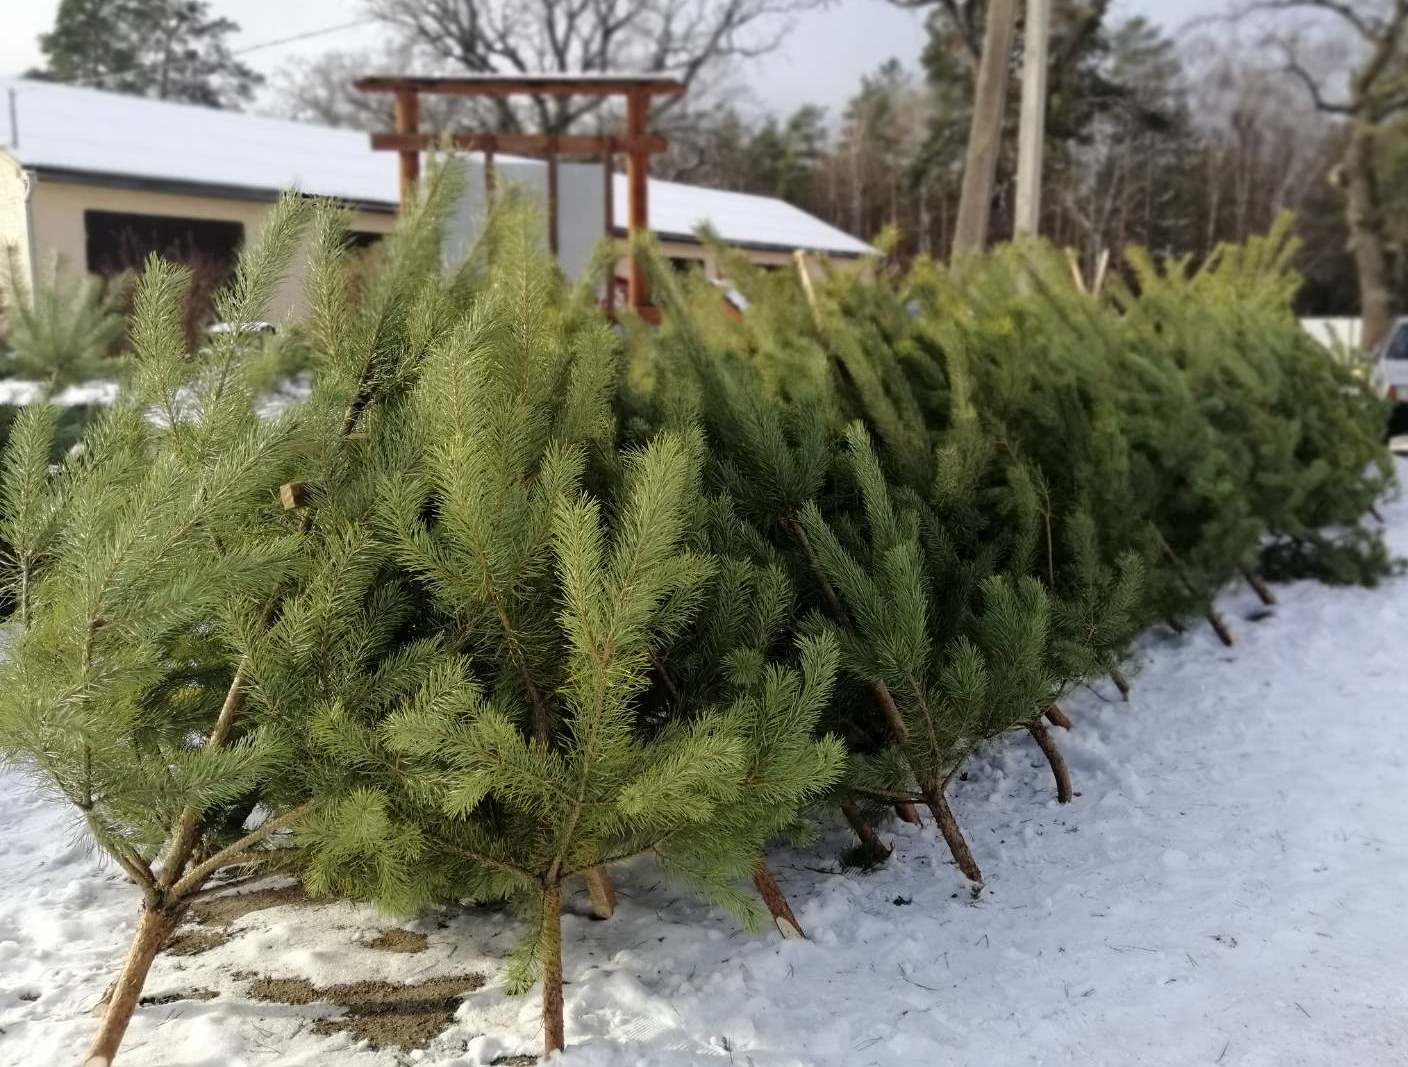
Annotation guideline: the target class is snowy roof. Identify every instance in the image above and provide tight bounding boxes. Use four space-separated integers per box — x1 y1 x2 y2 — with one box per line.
0 76 874 256
615 175 873 257
1 77 403 207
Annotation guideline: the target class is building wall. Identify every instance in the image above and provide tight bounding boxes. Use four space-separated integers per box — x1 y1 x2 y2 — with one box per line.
443 157 608 282
0 153 34 306
24 177 397 323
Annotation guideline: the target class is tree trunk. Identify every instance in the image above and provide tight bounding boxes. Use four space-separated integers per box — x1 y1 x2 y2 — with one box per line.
1241 567 1277 607
1044 704 1073 730
541 882 565 1056
1207 610 1235 648
1165 617 1187 635
751 859 805 939
82 906 182 1066
582 866 616 920
919 780 983 885
952 0 1019 257
1342 123 1394 353
1109 667 1131 702
1028 721 1073 804
841 799 893 866
894 801 923 825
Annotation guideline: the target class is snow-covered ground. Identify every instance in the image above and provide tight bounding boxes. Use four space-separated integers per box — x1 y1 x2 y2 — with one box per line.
3 471 1408 1067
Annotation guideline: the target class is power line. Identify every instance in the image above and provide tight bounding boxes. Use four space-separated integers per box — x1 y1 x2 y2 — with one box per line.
62 16 380 89
230 18 379 58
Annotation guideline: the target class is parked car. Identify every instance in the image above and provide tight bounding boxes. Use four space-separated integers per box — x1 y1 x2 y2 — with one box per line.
1375 318 1408 443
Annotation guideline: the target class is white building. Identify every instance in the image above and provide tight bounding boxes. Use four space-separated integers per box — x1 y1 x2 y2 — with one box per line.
0 77 872 323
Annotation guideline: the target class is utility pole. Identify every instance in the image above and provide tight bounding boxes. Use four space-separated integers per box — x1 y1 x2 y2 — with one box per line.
1014 0 1051 236
951 0 1019 258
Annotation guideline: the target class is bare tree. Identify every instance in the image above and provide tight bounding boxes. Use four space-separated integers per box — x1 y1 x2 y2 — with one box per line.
364 0 823 134
1239 0 1408 348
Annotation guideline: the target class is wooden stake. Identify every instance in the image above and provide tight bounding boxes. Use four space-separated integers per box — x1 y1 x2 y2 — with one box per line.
546 138 560 257
1066 247 1089 294
752 859 805 939
602 152 617 313
1091 248 1111 298
625 88 651 312
794 249 820 321
393 88 420 208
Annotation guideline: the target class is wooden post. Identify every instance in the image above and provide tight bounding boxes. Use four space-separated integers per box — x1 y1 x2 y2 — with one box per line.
952 0 1018 258
1014 0 1050 236
546 136 560 257
625 88 650 311
393 88 420 207
603 152 617 312
484 144 496 206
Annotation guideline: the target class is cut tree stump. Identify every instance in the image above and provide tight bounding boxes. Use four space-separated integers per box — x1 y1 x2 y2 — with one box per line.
582 867 616 920
921 781 983 886
752 860 805 939
1029 720 1073 803
1241 567 1278 607
1207 610 1236 647
1109 667 1131 702
841 800 893 867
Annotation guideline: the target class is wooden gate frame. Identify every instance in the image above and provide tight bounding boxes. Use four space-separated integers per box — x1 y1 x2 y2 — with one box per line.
356 74 684 317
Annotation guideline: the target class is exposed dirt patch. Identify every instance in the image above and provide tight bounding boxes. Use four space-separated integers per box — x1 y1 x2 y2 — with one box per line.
367 928 428 954
165 927 232 957
248 972 486 1050
139 988 218 1006
490 1056 538 1065
189 883 309 927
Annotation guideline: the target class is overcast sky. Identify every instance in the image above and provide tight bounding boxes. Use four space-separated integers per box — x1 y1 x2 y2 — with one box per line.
1 0 1235 117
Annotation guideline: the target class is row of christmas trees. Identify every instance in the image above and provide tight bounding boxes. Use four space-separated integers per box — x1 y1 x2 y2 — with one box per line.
0 171 1393 1064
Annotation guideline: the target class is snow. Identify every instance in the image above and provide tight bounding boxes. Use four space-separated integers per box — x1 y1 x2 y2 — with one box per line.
0 380 121 407
613 174 876 257
3 469 1407 1066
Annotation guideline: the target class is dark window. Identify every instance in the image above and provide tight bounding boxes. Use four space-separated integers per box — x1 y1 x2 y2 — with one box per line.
669 256 702 273
348 230 386 250
1385 322 1408 361
84 210 244 279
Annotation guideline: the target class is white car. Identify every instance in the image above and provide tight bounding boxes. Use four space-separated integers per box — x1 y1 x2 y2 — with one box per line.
1376 318 1408 449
